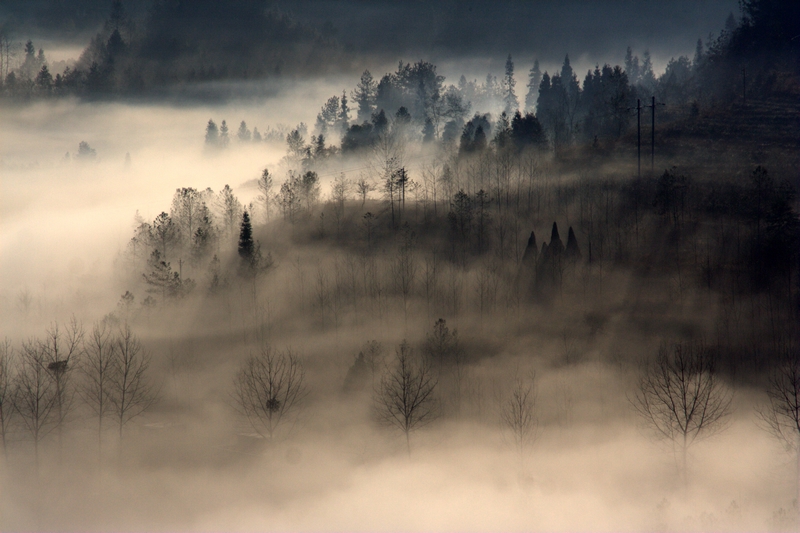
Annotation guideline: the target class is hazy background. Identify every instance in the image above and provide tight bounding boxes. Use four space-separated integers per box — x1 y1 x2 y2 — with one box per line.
1 1 798 531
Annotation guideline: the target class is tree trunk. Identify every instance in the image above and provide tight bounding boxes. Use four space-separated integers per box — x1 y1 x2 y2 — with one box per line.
682 433 688 491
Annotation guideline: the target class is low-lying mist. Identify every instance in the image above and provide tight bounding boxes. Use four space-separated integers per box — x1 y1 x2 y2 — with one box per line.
1 69 798 532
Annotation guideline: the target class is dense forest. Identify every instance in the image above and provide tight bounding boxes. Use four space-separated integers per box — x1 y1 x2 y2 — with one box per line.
0 0 799 530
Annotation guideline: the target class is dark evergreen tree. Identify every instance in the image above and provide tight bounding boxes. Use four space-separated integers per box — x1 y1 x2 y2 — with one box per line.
624 46 641 85
77 141 97 160
205 119 219 147
238 210 254 261
34 66 53 94
511 111 547 151
338 90 350 135
502 54 519 116
353 69 377 123
521 230 538 264
219 120 230 148
549 221 564 255
372 109 388 136
525 60 542 112
565 226 582 261
237 121 251 142
341 122 375 152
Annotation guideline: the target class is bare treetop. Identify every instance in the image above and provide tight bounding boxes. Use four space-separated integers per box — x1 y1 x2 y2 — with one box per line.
633 340 732 446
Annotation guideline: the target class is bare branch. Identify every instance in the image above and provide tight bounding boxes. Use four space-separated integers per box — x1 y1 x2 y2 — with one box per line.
374 341 438 452
110 325 157 438
233 346 307 440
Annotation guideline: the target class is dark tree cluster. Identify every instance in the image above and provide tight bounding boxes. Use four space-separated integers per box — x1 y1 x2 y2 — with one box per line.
0 0 346 98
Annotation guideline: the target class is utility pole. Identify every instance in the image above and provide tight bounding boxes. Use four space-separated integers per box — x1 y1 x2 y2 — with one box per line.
651 96 655 173
637 98 641 179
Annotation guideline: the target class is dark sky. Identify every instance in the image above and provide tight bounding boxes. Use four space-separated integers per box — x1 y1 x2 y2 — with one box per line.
278 0 738 59
1 0 739 72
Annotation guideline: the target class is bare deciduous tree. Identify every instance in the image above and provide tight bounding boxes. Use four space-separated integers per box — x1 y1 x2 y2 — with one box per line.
0 338 14 459
500 372 538 468
758 349 800 509
375 341 438 453
12 339 57 469
79 320 117 456
110 325 157 439
632 340 732 482
40 318 84 455
233 347 306 441
759 351 800 448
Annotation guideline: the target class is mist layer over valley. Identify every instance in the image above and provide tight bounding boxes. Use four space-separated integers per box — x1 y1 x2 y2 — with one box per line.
1 1 799 531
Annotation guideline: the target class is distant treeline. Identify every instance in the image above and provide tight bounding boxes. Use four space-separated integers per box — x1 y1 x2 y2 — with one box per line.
1 0 797 116
196 0 798 157
120 148 799 377
0 0 345 97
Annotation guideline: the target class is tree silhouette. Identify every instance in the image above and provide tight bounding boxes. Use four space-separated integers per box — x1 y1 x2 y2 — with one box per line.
238 210 254 261
500 372 538 470
110 325 156 440
375 341 438 453
233 347 306 441
0 339 13 459
758 348 800 509
79 320 117 458
632 340 732 484
502 54 519 116
205 119 219 147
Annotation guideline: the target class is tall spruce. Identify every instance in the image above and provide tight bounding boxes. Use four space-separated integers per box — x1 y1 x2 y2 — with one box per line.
503 54 519 116
238 210 254 262
525 60 542 112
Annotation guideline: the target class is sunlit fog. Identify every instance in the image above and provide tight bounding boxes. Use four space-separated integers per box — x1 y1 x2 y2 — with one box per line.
1 0 798 531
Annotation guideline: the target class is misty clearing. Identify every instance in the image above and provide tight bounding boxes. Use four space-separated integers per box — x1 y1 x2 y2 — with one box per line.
1 0 799 531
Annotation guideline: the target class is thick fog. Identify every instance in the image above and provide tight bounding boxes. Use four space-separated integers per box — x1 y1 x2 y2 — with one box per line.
1 1 799 531
0 91 794 532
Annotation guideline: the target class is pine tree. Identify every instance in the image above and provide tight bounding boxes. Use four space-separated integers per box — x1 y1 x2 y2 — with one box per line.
565 226 582 261
237 121 251 142
549 221 564 255
256 169 274 222
693 39 704 70
142 250 180 301
21 40 36 79
525 60 542 112
205 119 219 147
35 65 53 94
502 54 519 116
338 90 350 135
238 211 254 261
353 70 377 123
640 51 656 93
219 120 230 148
624 47 641 84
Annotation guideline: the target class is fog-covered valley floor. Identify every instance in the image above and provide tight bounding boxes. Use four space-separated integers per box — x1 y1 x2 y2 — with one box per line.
1 90 798 532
